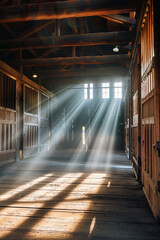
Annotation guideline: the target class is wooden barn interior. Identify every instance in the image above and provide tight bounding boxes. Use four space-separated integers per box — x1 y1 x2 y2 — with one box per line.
0 0 160 239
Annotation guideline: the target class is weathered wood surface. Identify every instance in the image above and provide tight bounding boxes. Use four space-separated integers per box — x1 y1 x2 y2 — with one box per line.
0 152 159 240
30 67 128 79
15 54 130 67
0 31 133 51
0 0 139 23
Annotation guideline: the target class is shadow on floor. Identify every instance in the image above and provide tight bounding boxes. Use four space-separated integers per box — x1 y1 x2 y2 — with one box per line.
0 150 160 240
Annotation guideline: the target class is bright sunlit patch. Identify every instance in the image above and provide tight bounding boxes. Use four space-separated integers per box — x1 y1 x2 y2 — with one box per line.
107 181 111 187
88 217 96 238
29 173 106 233
17 173 83 203
58 173 106 233
0 173 83 238
0 173 54 201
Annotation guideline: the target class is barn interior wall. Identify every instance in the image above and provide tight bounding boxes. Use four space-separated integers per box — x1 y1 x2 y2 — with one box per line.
53 83 125 152
0 61 54 164
128 0 160 221
0 0 160 222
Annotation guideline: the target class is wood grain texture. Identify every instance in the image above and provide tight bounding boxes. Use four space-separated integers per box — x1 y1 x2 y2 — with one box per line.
0 151 159 240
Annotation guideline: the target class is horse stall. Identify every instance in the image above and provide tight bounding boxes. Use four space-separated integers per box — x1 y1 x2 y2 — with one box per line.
0 60 54 164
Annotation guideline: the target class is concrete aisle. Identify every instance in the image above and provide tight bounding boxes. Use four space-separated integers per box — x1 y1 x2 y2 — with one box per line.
0 152 160 240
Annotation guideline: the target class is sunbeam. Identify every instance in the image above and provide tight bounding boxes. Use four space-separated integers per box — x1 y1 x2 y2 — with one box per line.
67 100 109 169
86 99 122 169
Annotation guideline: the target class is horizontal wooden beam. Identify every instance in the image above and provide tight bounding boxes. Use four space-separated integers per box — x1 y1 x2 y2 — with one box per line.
46 75 129 88
0 0 140 23
102 14 136 25
29 66 128 78
0 59 54 97
0 31 133 51
12 54 130 67
0 0 9 6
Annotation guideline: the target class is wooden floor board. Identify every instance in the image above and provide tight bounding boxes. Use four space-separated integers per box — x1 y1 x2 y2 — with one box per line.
0 151 160 240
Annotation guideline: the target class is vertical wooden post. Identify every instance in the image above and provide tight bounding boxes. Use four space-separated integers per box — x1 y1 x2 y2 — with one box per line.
48 97 52 151
16 79 23 161
16 50 23 161
138 43 142 180
129 75 133 160
38 91 41 153
153 0 160 220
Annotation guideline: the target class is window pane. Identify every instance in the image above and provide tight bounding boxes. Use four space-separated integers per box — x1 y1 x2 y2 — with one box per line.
114 82 122 98
114 82 122 87
114 88 122 98
102 83 109 88
90 88 93 99
84 89 88 99
102 83 109 99
84 83 93 99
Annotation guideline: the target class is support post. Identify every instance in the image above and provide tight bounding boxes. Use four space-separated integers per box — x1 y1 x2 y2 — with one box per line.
129 75 133 160
16 50 23 161
38 91 41 153
16 79 23 161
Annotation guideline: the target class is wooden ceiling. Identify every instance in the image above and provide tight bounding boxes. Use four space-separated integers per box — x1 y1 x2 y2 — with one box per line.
0 0 142 90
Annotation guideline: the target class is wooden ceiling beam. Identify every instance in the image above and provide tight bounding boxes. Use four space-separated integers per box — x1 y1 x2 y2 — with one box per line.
0 0 140 23
28 66 128 78
46 75 128 87
12 54 130 67
0 0 9 6
102 14 136 25
0 31 133 51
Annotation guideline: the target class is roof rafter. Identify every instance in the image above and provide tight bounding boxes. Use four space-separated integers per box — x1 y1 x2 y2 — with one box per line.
0 0 140 23
28 66 128 78
0 0 9 6
0 31 133 51
102 14 136 25
11 54 130 67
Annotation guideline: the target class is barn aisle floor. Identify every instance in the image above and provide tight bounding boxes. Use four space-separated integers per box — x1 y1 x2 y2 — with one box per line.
0 151 160 240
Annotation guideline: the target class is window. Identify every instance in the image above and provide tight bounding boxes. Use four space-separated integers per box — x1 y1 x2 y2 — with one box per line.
114 82 122 99
102 83 109 99
25 86 38 115
84 84 88 99
0 72 16 110
84 83 93 99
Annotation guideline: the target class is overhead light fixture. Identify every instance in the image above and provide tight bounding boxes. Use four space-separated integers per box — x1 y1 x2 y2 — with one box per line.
33 74 38 78
113 45 119 53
